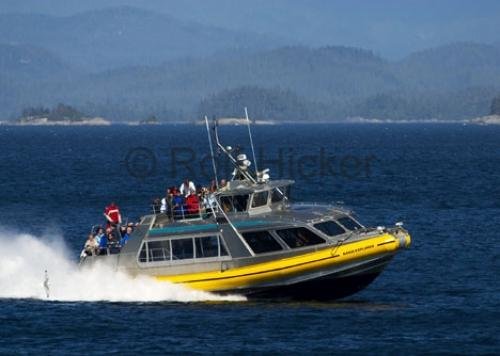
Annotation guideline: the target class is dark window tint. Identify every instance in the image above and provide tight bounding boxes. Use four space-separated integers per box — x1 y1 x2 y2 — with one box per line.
276 227 325 248
171 238 194 260
195 236 219 258
148 240 170 262
234 195 249 211
219 236 229 256
314 221 346 237
220 195 249 212
338 216 363 231
251 191 269 208
220 196 233 212
242 231 283 254
139 243 147 262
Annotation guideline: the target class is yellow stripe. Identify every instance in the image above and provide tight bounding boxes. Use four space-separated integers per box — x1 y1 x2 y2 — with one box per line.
155 232 410 292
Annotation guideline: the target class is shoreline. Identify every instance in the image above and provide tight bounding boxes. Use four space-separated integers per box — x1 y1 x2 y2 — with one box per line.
1 116 498 126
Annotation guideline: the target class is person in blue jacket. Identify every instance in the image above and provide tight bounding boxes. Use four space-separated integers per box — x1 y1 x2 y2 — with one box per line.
120 226 133 246
172 188 185 219
98 230 109 255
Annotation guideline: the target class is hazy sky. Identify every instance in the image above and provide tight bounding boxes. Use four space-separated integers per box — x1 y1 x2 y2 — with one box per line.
1 0 499 57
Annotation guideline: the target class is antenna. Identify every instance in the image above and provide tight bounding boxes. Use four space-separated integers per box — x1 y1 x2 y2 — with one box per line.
205 116 219 190
244 107 258 175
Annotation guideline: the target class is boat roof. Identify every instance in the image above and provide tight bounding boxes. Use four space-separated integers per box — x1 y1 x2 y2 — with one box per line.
217 179 294 196
146 203 353 238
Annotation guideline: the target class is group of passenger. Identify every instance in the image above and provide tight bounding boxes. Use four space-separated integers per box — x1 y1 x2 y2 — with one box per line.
82 177 229 258
82 202 136 257
153 178 222 220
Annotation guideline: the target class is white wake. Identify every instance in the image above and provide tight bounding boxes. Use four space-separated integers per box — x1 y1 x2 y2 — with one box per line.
0 229 245 303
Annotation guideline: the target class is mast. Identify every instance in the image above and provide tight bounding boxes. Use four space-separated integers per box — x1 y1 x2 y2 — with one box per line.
205 116 219 190
244 107 258 175
213 118 256 183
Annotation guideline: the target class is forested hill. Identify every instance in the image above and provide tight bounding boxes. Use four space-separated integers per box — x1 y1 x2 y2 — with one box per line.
1 42 500 121
491 96 500 115
0 7 278 72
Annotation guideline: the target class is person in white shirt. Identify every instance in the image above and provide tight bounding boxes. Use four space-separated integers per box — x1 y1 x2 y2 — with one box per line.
179 179 196 197
84 233 98 256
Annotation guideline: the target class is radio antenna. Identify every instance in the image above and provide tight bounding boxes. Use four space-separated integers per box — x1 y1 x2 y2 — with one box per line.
244 107 258 176
205 116 219 190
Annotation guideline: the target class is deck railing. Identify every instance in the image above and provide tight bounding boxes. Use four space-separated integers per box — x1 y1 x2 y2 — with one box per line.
151 198 218 222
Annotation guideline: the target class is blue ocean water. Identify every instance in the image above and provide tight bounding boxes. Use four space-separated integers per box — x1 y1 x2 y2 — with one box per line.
0 124 499 354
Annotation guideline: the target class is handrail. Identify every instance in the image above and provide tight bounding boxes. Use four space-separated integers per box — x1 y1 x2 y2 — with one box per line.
211 194 255 257
151 197 218 223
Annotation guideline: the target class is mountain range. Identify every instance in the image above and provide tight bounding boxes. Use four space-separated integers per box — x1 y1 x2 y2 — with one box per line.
1 6 499 121
0 6 278 72
2 0 500 58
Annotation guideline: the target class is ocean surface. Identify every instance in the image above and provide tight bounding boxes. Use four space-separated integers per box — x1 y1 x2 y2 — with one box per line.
0 124 498 354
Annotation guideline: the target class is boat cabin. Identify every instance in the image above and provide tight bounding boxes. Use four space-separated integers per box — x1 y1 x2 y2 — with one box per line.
217 179 293 215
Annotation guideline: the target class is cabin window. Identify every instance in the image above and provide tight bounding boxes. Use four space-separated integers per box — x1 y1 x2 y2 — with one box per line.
148 240 171 262
242 230 283 254
276 227 325 248
195 235 230 258
220 194 249 212
338 216 363 231
314 221 346 237
195 235 219 258
271 187 286 203
171 238 194 260
251 191 269 208
139 243 148 262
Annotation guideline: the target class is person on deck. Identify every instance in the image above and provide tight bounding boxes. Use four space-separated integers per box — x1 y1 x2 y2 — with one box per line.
185 192 200 217
152 198 161 214
209 180 217 192
160 188 174 215
201 187 216 211
219 179 229 191
84 234 98 256
104 202 122 228
94 227 105 246
172 189 186 219
179 179 196 197
120 226 133 246
98 232 109 255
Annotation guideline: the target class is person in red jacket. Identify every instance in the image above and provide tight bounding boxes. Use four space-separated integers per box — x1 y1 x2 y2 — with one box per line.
185 193 200 217
104 202 122 228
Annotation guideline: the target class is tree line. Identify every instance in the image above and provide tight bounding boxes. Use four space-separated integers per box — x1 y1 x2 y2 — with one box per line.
20 103 84 121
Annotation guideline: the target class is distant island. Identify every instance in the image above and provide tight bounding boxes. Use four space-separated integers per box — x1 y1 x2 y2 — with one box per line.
11 103 110 126
3 94 500 126
469 95 500 125
139 115 160 125
194 117 276 126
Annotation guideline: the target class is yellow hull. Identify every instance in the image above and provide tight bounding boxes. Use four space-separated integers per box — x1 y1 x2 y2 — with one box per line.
156 232 411 292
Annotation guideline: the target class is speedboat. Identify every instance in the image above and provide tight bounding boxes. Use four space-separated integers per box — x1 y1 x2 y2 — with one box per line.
80 118 411 300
